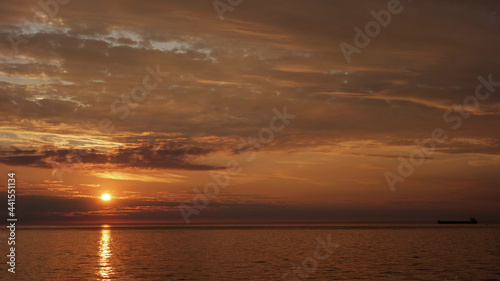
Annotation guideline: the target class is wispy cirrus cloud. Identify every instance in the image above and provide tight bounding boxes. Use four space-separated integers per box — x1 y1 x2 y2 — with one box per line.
91 171 187 183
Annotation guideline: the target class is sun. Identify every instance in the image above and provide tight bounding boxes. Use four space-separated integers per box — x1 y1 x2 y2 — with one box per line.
101 194 111 201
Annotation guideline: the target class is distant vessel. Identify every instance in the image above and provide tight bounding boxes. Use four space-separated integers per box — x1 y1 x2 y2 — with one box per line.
437 218 478 224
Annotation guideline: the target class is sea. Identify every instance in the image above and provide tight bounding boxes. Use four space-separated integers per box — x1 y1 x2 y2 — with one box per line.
1 224 499 280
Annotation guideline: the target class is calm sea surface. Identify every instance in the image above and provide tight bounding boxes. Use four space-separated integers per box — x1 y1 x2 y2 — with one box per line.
1 224 499 280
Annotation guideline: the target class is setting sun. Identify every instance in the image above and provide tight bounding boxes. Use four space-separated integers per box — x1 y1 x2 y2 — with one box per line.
101 194 111 201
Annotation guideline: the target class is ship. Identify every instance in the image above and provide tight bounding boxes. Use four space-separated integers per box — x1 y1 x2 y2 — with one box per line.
437 218 478 224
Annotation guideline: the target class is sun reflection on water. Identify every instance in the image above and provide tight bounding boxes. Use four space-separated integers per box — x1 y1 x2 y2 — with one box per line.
98 227 114 279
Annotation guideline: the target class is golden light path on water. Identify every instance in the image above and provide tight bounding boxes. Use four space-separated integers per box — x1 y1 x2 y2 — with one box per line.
98 226 114 279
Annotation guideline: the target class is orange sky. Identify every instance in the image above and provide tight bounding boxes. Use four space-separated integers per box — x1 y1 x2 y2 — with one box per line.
1 0 499 224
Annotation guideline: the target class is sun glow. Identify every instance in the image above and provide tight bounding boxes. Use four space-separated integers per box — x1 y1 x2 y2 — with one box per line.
101 194 111 201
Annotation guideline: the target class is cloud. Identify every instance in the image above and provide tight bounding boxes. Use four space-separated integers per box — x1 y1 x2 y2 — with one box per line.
9 193 500 224
0 0 500 222
0 142 222 170
91 171 187 183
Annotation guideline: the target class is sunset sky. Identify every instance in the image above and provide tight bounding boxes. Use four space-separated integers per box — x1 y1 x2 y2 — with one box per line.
1 0 499 224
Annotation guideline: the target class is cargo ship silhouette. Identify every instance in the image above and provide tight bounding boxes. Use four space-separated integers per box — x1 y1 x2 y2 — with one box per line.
437 218 477 224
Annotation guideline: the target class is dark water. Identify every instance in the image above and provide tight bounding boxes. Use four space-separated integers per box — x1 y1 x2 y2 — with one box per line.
1 224 499 280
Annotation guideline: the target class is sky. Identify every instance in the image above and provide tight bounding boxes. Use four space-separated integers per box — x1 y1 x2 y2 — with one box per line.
0 0 499 224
